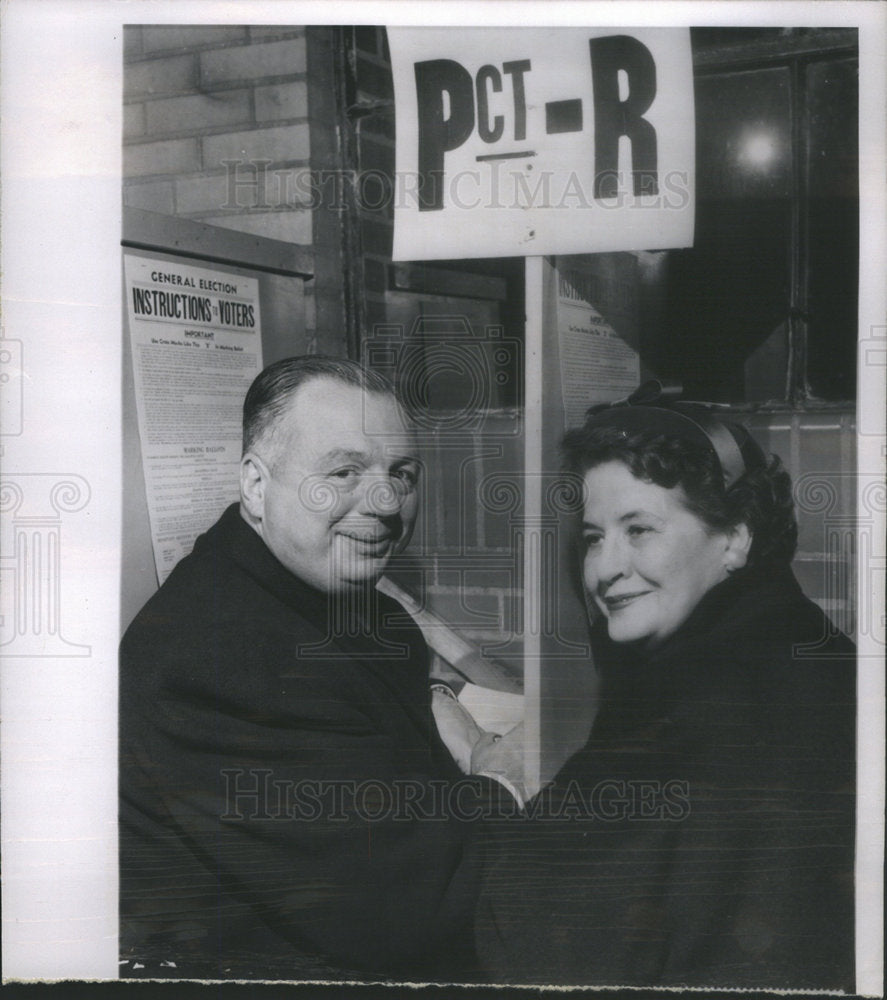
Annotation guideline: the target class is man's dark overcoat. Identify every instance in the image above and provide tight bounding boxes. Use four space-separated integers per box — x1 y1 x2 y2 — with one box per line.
120 504 484 980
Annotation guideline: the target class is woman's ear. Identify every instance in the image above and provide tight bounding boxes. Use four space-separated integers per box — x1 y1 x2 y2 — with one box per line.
240 452 268 523
724 522 752 572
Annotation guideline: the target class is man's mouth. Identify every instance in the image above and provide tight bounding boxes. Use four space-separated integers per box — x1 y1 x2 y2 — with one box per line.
601 591 651 612
339 531 392 549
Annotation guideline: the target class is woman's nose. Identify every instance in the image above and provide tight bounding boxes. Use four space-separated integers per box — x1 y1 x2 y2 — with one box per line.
586 534 628 589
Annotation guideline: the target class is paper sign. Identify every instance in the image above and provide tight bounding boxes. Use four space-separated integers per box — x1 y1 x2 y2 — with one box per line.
390 27 695 260
556 264 641 427
124 255 262 582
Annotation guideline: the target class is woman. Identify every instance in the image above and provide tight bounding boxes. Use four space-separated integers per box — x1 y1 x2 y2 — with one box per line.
476 383 855 991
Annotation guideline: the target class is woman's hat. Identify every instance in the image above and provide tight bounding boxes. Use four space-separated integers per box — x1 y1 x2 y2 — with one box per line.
583 380 766 489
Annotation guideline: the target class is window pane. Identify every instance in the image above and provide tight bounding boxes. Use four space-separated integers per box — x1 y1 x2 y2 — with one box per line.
697 67 793 200
659 67 792 403
805 57 858 401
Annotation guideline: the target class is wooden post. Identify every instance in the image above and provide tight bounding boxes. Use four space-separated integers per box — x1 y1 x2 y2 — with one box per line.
523 255 600 796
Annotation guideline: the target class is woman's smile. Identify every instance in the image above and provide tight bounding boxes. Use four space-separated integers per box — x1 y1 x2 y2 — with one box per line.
601 589 653 612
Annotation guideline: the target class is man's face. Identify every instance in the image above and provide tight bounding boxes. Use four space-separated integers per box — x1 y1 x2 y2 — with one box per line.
242 378 420 593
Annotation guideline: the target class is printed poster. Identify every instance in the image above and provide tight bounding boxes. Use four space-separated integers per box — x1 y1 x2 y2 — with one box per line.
124 254 262 581
556 267 641 428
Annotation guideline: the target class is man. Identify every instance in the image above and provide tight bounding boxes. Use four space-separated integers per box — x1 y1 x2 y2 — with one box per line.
119 356 511 980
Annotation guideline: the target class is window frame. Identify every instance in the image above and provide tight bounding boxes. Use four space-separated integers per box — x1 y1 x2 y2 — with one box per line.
691 28 859 412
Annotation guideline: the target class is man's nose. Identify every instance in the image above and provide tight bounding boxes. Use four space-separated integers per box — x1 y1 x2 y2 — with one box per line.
357 473 406 516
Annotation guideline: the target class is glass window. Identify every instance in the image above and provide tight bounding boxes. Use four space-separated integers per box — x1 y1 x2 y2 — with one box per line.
805 57 859 400
648 37 858 405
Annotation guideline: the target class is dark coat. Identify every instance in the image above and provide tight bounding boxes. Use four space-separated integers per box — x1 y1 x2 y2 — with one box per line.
119 504 486 981
477 562 856 991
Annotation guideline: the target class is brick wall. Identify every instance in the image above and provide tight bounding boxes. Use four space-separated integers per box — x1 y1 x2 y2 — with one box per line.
346 28 526 680
388 413 525 681
123 25 347 355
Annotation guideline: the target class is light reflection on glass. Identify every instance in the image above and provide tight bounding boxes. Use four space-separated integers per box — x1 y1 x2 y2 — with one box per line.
737 127 780 171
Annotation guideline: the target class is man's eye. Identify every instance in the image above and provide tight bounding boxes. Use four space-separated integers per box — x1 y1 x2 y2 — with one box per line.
583 533 602 549
329 467 359 482
392 466 419 488
627 524 652 538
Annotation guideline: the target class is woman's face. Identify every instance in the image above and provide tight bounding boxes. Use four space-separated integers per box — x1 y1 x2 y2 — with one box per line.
582 461 735 649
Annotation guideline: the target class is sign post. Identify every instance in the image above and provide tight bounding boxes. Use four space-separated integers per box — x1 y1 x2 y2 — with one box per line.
388 26 697 787
523 255 544 793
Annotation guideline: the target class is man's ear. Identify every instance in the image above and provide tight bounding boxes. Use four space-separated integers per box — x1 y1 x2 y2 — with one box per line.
724 522 753 572
240 452 268 523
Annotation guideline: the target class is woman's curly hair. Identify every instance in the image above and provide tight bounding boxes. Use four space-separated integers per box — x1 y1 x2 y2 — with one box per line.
561 422 798 566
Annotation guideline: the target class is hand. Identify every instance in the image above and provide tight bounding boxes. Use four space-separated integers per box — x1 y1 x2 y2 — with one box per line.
431 688 485 773
470 722 525 796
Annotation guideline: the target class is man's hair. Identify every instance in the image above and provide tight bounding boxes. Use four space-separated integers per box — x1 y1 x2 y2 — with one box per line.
242 355 397 458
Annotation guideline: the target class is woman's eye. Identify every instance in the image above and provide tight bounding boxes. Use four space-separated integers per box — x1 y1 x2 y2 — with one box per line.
583 533 602 549
627 524 652 538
